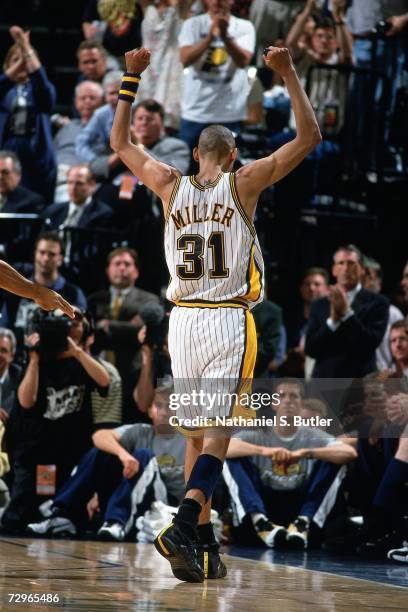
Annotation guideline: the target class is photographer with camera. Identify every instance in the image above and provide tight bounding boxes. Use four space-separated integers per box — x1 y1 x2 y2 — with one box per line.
0 309 110 533
1 233 86 351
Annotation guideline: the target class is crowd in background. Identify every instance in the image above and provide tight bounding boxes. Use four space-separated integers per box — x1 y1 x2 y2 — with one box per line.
0 0 407 565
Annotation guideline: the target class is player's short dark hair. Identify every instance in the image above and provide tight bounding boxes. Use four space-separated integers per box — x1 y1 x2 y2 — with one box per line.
107 247 139 269
301 267 329 284
333 244 364 265
198 125 236 158
77 38 107 57
135 99 165 121
34 232 65 256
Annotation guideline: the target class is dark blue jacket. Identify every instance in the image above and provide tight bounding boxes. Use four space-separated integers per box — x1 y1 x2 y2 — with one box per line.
0 67 57 201
305 288 389 378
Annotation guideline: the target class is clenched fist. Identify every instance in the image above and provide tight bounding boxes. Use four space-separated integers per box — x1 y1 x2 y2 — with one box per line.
125 47 151 74
263 46 295 78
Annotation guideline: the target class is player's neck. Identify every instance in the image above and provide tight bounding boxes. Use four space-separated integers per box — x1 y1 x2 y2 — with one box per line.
196 162 223 184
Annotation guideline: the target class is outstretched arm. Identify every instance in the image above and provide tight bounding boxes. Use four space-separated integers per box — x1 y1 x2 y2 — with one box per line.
110 48 179 206
0 260 75 319
236 46 321 217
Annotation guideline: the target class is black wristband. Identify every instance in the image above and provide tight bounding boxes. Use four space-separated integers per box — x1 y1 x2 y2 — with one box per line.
118 72 141 103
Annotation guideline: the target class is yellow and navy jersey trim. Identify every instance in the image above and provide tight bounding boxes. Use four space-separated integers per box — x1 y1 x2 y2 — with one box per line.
165 176 182 224
242 242 263 303
229 172 257 239
189 173 223 191
174 298 248 309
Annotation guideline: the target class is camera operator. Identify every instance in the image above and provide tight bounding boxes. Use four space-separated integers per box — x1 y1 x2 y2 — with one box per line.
133 303 172 415
0 309 110 533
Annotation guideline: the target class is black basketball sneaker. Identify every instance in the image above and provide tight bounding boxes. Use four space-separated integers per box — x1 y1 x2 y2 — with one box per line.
154 522 204 583
196 542 227 579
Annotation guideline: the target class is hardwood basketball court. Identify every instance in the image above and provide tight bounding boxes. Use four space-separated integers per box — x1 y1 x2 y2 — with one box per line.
0 537 406 610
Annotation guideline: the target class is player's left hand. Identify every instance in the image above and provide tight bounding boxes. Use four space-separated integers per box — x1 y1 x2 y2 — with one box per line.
34 285 75 319
125 47 151 74
263 46 295 78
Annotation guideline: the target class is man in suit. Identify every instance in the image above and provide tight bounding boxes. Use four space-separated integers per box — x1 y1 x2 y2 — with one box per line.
0 151 44 214
305 244 389 378
88 247 159 422
43 164 112 231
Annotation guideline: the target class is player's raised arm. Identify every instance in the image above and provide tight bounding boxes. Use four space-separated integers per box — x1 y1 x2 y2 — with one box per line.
236 46 321 211
0 260 75 319
110 48 179 204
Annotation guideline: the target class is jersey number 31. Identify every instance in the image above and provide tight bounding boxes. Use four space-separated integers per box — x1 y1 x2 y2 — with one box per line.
176 232 229 280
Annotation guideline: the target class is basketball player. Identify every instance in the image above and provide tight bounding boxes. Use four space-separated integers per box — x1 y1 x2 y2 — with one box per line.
0 259 74 318
111 45 321 582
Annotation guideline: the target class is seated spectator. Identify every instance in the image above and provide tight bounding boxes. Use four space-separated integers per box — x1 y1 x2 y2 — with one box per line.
0 419 10 514
75 71 123 180
178 0 255 150
400 260 408 315
224 378 356 549
301 398 329 431
305 244 389 378
1 232 87 339
0 26 56 201
138 0 191 130
286 1 352 136
82 0 143 59
0 150 44 213
131 100 190 173
326 384 408 559
88 247 160 422
0 328 21 425
252 298 282 378
43 164 113 231
0 309 110 532
386 320 408 381
363 257 404 371
91 358 123 429
283 267 329 378
286 266 330 350
76 39 118 87
26 385 185 541
54 81 104 203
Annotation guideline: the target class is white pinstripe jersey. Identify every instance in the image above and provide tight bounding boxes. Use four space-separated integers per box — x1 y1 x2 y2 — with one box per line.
164 172 264 309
